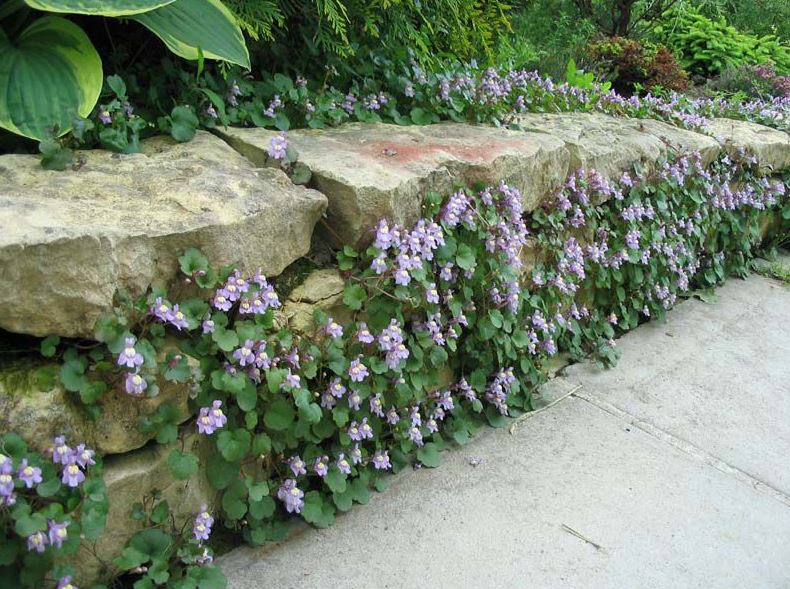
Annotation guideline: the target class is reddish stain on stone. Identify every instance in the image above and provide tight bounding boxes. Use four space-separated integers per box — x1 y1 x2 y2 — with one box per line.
360 139 525 165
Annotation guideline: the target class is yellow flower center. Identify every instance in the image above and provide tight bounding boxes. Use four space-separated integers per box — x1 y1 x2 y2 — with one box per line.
132 375 142 385
124 346 136 357
68 465 79 474
23 466 33 476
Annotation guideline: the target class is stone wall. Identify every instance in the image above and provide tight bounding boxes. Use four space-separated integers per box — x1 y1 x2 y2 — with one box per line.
1 114 788 583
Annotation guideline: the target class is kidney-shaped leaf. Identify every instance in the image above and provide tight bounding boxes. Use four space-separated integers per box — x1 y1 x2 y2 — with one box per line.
0 16 102 140
24 0 175 16
131 0 250 68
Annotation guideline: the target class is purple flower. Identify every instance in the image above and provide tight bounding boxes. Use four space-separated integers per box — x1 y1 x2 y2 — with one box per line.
16 459 41 489
268 132 288 160
386 407 400 425
56 577 77 589
151 297 172 322
48 520 69 549
426 418 438 433
369 394 384 417
350 444 362 464
124 372 147 396
117 337 144 369
169 304 189 330
212 293 232 311
336 453 352 475
73 444 95 469
98 106 111 125
61 462 85 488
325 318 344 339
358 417 373 439
425 283 440 304
196 400 226 435
277 479 304 514
206 105 218 119
357 322 375 344
348 358 368 383
202 318 215 334
371 450 391 470
347 390 362 411
0 472 14 497
193 505 214 542
625 229 641 250
51 436 72 466
283 370 301 390
233 340 256 367
313 456 329 477
347 421 362 441
27 531 47 553
408 425 424 446
285 455 307 477
0 454 11 475
327 377 346 398
371 255 387 274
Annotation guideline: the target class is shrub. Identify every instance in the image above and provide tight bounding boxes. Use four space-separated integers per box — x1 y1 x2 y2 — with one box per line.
586 36 688 95
704 63 790 99
655 7 790 77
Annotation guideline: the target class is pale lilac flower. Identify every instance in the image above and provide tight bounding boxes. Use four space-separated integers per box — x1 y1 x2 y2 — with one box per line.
48 520 69 548
408 425 424 446
357 322 375 344
233 340 256 367
61 462 85 488
386 407 400 425
372 450 391 470
202 318 215 334
117 337 143 369
284 370 301 390
350 444 362 464
313 456 329 477
348 358 368 382
27 531 47 553
73 444 95 468
336 453 352 475
285 455 307 477
17 459 42 488
169 304 189 330
369 394 384 417
425 283 440 304
347 390 362 411
196 400 226 435
268 132 288 160
328 377 346 398
0 472 14 496
193 505 214 542
51 436 72 466
325 318 343 339
0 454 11 475
98 106 111 125
56 577 77 589
125 372 147 396
151 297 172 322
277 479 304 513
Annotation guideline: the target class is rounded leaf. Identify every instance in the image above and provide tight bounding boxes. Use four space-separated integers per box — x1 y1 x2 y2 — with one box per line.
24 0 175 16
130 0 250 68
0 16 102 140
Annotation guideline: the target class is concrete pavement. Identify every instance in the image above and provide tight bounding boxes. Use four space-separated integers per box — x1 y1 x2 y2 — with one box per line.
220 269 790 589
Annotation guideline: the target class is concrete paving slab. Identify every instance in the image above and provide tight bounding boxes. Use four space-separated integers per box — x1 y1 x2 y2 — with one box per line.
220 272 790 589
562 275 790 496
221 395 790 589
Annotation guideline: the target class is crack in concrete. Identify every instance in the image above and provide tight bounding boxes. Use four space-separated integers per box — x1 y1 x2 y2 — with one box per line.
570 387 790 510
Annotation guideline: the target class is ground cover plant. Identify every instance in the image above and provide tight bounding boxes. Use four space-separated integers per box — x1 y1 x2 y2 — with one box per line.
2 139 786 586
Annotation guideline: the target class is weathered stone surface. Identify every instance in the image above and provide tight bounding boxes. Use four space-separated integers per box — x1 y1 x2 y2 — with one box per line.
75 433 216 584
215 123 569 247
518 112 721 178
0 357 190 455
0 131 328 338
707 118 790 172
279 269 352 335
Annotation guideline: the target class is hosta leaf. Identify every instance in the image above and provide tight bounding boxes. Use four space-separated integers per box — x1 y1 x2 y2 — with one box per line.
0 16 102 140
24 0 174 16
131 0 250 68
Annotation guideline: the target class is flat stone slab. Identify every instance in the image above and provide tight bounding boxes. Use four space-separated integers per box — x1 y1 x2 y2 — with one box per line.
221 396 790 589
0 131 328 337
215 123 569 247
707 118 790 172
517 112 721 179
562 274 790 495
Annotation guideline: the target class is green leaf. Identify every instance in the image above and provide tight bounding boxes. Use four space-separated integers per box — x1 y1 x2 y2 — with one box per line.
416 442 441 468
179 247 209 276
131 0 250 68
212 327 239 352
168 105 198 142
410 107 434 125
40 335 60 357
323 465 347 494
167 450 199 480
263 398 295 431
456 244 476 270
205 452 239 490
0 16 102 140
251 433 271 456
248 495 275 520
150 500 170 525
24 0 175 16
216 429 251 462
342 283 366 310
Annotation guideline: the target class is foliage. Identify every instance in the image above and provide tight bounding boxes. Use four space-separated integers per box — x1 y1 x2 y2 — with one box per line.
223 0 513 71
571 0 683 37
0 433 108 588
655 7 790 77
703 63 790 99
586 36 688 95
0 0 248 142
691 0 790 44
